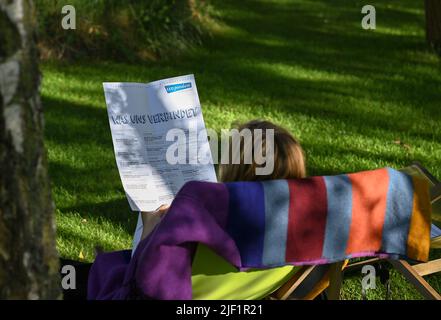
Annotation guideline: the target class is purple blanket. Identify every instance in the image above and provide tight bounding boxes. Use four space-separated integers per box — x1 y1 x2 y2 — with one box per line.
88 181 239 299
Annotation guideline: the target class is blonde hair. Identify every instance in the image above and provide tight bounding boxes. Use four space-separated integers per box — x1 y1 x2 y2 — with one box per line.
219 120 306 182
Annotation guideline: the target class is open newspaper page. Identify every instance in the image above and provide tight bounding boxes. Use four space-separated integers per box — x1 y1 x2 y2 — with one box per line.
103 74 217 213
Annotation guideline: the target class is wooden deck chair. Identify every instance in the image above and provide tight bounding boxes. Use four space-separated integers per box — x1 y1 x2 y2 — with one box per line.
330 162 441 300
272 162 441 301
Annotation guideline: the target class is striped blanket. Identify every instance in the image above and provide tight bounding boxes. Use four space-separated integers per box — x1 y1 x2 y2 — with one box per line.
228 167 431 267
88 167 432 300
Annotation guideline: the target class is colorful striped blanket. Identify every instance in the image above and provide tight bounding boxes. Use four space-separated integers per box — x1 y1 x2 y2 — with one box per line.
88 168 432 300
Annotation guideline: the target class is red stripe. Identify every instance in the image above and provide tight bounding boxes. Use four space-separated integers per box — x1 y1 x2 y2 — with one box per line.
286 177 328 261
346 168 389 254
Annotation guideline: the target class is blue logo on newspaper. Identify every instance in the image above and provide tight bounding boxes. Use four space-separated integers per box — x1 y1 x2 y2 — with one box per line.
165 82 192 93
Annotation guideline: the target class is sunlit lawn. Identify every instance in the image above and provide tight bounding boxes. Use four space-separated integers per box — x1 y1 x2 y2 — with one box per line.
41 0 441 299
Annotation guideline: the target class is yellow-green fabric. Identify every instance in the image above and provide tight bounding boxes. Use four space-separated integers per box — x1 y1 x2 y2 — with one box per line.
191 244 299 300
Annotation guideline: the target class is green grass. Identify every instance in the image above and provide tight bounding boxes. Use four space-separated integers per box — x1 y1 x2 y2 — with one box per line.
41 0 441 299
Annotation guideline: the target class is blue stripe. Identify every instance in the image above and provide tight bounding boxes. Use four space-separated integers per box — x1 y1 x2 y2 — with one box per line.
322 175 353 260
381 168 414 255
226 182 265 266
262 180 290 266
431 224 441 238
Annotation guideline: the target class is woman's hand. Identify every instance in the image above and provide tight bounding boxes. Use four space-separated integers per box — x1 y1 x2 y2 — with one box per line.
155 204 170 217
140 204 170 241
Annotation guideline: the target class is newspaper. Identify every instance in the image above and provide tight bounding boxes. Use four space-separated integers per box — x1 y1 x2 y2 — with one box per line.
103 74 217 212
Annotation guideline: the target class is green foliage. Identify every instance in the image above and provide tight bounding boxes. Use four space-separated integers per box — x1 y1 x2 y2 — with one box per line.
41 0 441 299
36 0 210 60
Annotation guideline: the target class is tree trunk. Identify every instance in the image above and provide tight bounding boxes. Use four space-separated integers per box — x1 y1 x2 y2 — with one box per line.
425 0 441 54
0 0 61 299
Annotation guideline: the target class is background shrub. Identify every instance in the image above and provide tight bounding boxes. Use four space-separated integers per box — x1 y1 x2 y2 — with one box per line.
36 0 212 61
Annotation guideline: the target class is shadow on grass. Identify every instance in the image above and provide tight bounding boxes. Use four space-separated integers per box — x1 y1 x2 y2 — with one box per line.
43 95 137 232
43 96 111 147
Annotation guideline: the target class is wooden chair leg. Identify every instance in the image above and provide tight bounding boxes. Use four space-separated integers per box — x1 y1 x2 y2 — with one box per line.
327 261 344 300
272 265 316 300
388 259 441 300
412 258 441 277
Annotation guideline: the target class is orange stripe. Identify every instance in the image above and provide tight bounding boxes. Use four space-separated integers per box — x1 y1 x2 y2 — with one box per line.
346 168 389 254
407 176 431 261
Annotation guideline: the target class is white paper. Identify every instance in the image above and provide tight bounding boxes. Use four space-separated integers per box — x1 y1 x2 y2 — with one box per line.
103 74 217 212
